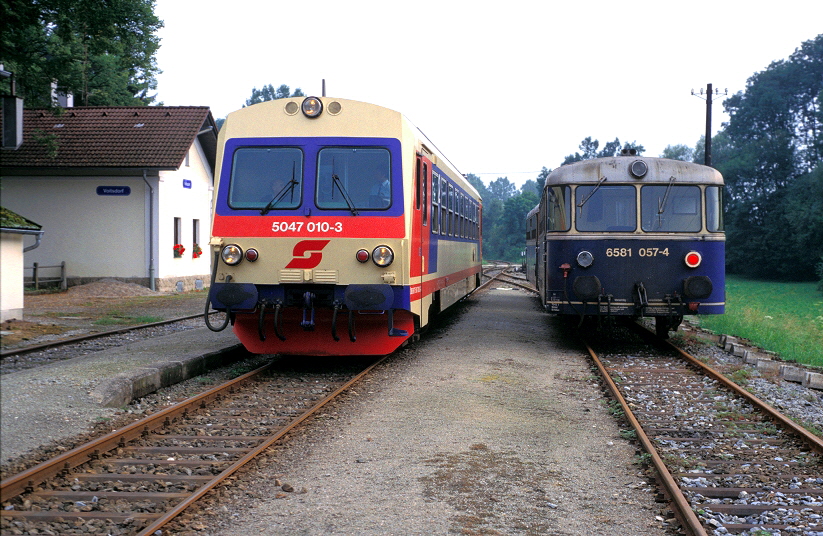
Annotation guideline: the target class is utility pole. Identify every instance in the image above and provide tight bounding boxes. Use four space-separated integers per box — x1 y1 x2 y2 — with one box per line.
691 84 727 167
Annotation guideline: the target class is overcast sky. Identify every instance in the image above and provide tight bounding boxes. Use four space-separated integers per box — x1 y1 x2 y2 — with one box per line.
153 0 822 187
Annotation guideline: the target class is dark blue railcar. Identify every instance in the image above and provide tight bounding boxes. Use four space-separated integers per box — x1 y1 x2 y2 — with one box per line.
526 151 725 336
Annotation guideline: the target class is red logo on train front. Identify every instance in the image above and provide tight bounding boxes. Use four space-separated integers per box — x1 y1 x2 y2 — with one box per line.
285 240 331 269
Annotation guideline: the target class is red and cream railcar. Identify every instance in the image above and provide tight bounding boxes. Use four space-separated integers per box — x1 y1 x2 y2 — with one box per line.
205 97 482 355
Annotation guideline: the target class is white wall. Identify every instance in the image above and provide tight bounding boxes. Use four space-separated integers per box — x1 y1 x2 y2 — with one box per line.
0 233 24 321
157 139 214 280
1 177 147 279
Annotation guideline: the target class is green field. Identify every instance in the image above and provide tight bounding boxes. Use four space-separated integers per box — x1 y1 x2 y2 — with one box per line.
696 276 823 368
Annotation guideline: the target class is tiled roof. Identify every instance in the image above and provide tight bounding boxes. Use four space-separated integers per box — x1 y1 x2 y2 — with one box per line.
0 206 42 231
0 106 217 170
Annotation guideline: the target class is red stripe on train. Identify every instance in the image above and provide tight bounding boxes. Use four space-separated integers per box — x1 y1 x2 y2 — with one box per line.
212 215 406 238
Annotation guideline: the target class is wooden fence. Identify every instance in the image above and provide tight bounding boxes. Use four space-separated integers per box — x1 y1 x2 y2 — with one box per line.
24 261 67 290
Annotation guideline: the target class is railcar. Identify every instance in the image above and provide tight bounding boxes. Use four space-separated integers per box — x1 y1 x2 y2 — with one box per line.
205 97 482 355
526 151 724 336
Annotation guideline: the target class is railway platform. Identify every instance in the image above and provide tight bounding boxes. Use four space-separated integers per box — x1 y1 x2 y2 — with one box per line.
1 326 243 463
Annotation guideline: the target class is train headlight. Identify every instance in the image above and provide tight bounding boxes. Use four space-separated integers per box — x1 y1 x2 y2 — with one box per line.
684 251 702 268
221 244 243 265
372 245 394 267
629 160 648 178
576 250 594 268
301 97 323 118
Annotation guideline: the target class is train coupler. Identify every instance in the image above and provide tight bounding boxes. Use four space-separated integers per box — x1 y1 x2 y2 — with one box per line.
635 282 649 310
301 291 316 331
387 309 409 337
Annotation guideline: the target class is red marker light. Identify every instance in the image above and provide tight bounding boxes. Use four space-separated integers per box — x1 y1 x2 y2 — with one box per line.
685 251 702 268
245 248 259 262
356 249 370 263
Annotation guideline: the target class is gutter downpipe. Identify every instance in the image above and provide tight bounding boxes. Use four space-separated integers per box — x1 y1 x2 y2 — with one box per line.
18 229 45 252
143 170 156 291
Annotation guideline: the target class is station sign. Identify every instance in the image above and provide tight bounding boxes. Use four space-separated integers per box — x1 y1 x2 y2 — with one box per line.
96 186 131 196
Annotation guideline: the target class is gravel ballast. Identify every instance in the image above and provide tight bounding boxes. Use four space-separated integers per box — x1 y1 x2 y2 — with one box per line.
197 288 668 535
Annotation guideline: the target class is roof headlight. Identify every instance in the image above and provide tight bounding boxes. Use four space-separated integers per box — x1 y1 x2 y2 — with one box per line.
372 245 394 267
301 97 323 118
629 160 648 178
221 244 243 266
576 250 594 268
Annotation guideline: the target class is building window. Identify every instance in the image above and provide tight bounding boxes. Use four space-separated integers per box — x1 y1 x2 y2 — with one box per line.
174 217 182 245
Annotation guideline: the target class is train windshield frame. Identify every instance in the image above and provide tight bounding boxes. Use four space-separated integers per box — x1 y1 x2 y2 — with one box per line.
227 147 303 210
575 185 636 232
640 185 702 232
315 147 393 211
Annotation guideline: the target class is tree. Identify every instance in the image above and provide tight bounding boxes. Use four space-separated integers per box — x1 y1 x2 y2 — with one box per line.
520 179 540 197
536 166 551 193
0 0 163 107
562 137 645 165
487 177 516 201
464 173 488 199
244 84 305 107
660 144 694 161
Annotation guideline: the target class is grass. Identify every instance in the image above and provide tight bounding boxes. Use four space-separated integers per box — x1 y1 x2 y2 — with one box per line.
697 275 823 367
94 314 165 326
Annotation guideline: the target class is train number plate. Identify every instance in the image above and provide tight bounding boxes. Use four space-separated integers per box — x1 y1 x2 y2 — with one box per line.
605 247 670 257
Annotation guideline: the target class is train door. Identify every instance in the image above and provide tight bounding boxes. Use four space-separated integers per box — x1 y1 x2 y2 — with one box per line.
413 153 432 321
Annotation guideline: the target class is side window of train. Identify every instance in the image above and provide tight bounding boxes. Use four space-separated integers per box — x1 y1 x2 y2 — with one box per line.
546 186 570 231
641 185 701 232
441 178 448 236
431 172 440 233
448 184 455 236
229 147 303 210
576 185 636 232
706 186 724 232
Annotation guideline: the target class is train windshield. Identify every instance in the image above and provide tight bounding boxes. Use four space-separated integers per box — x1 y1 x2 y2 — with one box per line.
641 185 701 232
316 148 392 211
575 185 636 232
706 186 724 232
227 147 303 210
546 186 571 231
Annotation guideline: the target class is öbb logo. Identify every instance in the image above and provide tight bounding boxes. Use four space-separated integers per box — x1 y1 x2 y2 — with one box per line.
285 240 331 269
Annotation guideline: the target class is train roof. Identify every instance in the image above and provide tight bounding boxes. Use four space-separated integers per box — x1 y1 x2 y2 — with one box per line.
546 155 724 186
219 96 480 201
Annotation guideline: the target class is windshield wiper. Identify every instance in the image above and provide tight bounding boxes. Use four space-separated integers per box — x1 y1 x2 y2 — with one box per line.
261 163 298 215
331 173 359 216
657 175 676 215
577 176 607 208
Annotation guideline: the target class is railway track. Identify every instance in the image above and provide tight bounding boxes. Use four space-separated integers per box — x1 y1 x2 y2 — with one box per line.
0 313 220 360
584 323 823 535
0 354 386 535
